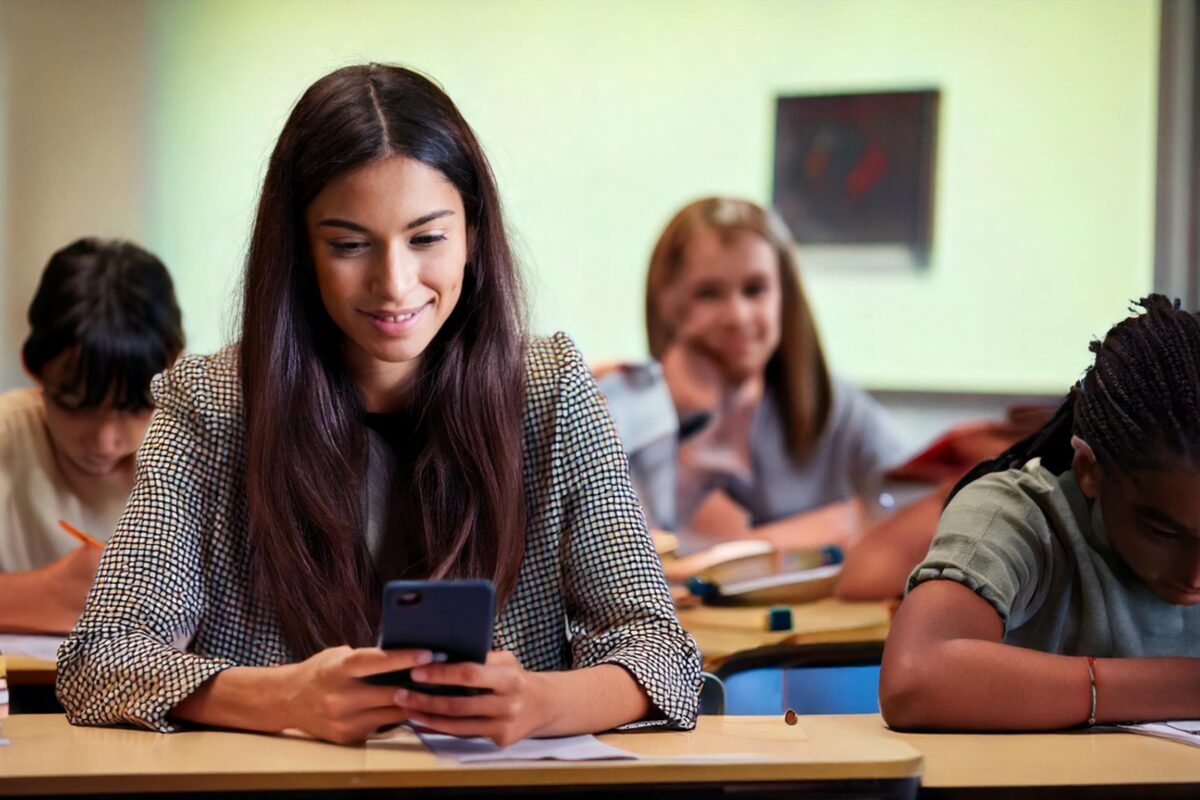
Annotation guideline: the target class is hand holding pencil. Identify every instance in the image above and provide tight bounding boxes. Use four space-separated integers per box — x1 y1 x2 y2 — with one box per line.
33 522 105 634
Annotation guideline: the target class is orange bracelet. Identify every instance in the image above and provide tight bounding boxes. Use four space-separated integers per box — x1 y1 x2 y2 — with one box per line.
1085 655 1098 726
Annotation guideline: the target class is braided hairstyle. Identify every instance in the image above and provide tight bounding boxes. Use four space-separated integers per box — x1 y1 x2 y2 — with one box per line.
948 295 1200 503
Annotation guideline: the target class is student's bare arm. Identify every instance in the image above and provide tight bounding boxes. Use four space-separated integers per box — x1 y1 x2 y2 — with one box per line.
688 490 865 551
836 482 954 601
880 580 1200 730
0 545 100 633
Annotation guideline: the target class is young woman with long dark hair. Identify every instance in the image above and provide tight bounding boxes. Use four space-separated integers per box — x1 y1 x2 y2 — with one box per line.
881 296 1200 730
57 64 699 745
0 238 183 633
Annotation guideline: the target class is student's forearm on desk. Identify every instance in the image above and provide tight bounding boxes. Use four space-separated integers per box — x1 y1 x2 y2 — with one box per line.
881 581 1200 729
529 664 652 736
170 665 293 733
883 639 1200 730
687 492 865 551
755 498 866 551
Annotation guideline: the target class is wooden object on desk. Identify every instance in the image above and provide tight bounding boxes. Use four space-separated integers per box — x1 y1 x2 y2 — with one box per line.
2 655 55 687
0 714 922 797
0 635 62 687
677 598 891 670
878 714 1200 797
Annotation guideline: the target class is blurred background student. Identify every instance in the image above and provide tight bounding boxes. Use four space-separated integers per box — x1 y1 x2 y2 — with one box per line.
600 197 912 555
0 238 184 633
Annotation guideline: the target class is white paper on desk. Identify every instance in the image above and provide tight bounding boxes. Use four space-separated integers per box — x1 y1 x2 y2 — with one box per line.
412 731 638 763
1101 720 1200 748
0 634 62 661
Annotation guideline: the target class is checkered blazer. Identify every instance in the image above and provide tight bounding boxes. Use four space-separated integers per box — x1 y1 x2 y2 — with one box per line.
57 333 701 733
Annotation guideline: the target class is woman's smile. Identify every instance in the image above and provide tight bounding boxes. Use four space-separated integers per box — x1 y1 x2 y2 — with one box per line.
358 300 432 335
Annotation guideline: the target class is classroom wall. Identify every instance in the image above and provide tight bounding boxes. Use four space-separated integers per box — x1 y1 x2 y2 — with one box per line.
0 0 151 390
0 0 1160 397
146 0 1159 394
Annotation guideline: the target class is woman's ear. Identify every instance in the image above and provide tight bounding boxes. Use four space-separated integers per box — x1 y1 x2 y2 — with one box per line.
1071 435 1103 499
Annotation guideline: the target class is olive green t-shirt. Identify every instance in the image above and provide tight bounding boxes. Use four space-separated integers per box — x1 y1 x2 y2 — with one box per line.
908 459 1200 657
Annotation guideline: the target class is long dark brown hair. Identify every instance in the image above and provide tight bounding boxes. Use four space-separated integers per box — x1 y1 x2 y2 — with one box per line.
240 64 527 658
645 197 832 460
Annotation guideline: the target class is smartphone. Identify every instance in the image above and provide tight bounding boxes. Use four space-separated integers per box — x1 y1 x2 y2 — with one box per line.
362 579 495 696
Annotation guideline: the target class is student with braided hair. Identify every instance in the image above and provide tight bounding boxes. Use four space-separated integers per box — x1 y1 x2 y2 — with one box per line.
880 295 1200 730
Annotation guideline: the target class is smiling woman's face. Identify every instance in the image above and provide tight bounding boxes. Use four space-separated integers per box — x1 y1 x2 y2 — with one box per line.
305 155 468 402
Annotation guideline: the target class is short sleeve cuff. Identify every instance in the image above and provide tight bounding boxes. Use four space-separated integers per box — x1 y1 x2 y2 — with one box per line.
907 563 1012 626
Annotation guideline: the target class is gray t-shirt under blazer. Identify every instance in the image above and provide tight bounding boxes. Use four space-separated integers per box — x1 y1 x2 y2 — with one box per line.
909 460 1200 657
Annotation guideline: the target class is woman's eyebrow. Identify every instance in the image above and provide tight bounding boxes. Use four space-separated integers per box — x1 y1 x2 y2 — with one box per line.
405 209 454 230
316 218 368 232
1134 505 1197 537
316 210 454 233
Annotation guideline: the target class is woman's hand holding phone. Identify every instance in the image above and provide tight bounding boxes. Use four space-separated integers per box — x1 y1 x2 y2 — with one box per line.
279 645 436 745
395 650 553 747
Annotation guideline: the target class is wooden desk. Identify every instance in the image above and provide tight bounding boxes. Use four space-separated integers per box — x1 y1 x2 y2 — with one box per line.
677 598 891 670
2 655 56 687
0 714 921 798
873 713 1200 798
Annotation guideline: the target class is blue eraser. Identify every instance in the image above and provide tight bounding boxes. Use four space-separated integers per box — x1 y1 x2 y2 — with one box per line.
686 576 717 599
767 606 793 631
821 545 845 565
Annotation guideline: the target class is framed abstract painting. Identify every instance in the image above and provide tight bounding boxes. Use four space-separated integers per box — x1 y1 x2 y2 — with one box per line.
773 89 940 270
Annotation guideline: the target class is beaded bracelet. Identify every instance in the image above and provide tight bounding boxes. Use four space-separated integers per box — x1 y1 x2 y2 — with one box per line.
1085 655 1098 726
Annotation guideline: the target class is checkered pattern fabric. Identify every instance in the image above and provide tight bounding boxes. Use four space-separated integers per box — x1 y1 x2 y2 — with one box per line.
57 333 701 733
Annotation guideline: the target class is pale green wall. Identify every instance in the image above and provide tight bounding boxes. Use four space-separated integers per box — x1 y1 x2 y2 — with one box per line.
148 0 1159 393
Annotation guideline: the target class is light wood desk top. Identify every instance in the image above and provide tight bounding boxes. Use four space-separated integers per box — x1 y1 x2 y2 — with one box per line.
0 714 921 796
677 598 891 669
655 714 1200 795
873 714 1200 793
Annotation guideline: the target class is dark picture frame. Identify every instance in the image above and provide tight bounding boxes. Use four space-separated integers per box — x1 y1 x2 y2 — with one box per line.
773 89 940 268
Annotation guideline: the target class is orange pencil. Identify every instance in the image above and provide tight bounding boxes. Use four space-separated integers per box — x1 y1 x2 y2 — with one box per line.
58 519 103 549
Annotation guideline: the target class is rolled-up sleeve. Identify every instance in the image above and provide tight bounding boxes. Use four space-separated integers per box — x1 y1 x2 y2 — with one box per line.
57 358 237 731
907 471 1056 628
554 336 701 730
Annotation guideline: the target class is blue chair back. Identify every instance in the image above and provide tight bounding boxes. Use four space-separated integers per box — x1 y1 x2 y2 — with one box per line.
716 641 883 716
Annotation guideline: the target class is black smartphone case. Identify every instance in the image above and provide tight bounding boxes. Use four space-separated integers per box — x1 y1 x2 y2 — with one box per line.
363 579 495 696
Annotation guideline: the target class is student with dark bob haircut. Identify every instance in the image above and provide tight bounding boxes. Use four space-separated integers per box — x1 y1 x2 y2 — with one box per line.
881 296 1200 730
58 64 700 746
0 237 183 633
